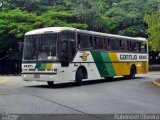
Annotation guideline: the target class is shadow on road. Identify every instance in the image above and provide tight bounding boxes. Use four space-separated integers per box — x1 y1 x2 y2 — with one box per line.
26 77 144 89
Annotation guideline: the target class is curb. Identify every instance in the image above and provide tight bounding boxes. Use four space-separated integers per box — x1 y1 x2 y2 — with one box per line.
152 78 160 87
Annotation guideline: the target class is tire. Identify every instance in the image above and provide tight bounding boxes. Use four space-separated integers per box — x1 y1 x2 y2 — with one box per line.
76 69 83 86
47 81 54 87
124 66 136 79
130 66 136 79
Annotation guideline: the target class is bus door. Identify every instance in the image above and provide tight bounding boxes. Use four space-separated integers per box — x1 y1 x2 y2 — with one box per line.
60 32 76 67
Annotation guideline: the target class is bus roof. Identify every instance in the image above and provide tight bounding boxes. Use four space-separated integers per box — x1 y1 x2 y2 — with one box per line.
25 27 147 41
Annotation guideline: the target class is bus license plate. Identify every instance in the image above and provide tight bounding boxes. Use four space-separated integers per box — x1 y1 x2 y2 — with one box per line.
34 74 40 78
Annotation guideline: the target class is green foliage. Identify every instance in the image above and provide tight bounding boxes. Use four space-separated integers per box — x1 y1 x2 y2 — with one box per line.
72 0 115 32
145 9 160 51
0 0 160 61
106 0 160 37
0 8 88 60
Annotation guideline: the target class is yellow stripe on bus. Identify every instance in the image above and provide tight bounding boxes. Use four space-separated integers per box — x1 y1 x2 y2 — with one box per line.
46 63 53 69
108 53 130 76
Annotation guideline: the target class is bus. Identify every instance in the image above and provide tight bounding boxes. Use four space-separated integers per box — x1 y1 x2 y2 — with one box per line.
22 27 148 86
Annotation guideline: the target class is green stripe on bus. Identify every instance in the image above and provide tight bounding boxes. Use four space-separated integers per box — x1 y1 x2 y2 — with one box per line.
35 63 41 69
91 51 116 77
100 52 116 77
91 52 109 77
35 63 47 69
40 63 47 69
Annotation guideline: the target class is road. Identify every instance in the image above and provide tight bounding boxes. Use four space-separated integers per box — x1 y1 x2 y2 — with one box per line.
0 73 160 119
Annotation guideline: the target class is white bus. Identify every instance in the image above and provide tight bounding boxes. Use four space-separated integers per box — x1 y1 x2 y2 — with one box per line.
22 27 148 86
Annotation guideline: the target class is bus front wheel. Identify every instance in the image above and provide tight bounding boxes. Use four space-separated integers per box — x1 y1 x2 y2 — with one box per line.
76 69 83 86
47 81 54 87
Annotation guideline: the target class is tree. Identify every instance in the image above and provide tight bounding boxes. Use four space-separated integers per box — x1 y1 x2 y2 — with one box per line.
0 9 37 60
0 8 88 61
106 0 160 37
73 0 115 32
145 9 160 51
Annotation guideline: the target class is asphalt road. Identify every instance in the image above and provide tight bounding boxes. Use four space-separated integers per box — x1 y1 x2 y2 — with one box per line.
0 73 160 119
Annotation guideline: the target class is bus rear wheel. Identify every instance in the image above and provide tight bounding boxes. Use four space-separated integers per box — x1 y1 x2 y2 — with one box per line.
47 81 54 87
76 68 83 86
125 66 136 79
130 66 136 79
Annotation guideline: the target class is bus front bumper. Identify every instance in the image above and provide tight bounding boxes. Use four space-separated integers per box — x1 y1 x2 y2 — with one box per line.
21 73 57 82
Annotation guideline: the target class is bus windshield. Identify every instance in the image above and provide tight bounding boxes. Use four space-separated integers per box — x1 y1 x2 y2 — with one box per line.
23 34 58 61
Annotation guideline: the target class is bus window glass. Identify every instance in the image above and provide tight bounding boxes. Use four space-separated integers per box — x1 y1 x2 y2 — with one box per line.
61 32 75 40
78 34 92 49
110 38 118 50
132 41 139 52
23 36 38 61
121 40 127 51
61 32 76 61
140 42 147 53
104 37 107 49
94 37 104 49
127 40 130 51
38 34 58 61
119 40 122 50
107 38 111 50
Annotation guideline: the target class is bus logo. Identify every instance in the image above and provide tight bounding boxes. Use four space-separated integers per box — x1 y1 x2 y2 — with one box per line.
80 53 89 61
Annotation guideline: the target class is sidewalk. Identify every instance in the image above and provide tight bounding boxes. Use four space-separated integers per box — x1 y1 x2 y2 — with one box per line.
149 64 160 71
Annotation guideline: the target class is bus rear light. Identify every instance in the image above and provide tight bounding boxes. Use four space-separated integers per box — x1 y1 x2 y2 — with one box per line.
23 75 26 78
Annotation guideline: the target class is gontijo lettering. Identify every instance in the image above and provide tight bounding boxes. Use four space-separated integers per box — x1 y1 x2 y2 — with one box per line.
119 54 147 61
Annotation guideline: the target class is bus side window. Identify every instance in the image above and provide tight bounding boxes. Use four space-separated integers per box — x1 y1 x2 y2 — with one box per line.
78 34 92 50
139 42 141 52
132 42 139 52
111 38 119 50
77 34 81 49
97 37 104 49
94 36 103 49
107 38 111 50
119 39 122 50
94 37 97 49
60 31 76 61
141 42 147 53
127 40 130 51
89 36 93 49
104 37 107 49
130 41 132 51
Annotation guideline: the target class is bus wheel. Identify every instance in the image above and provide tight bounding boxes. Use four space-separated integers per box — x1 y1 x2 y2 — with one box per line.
130 66 136 79
76 69 83 86
47 81 54 87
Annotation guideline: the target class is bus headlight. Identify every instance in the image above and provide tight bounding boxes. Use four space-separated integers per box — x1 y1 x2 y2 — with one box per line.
49 75 53 78
23 75 26 78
